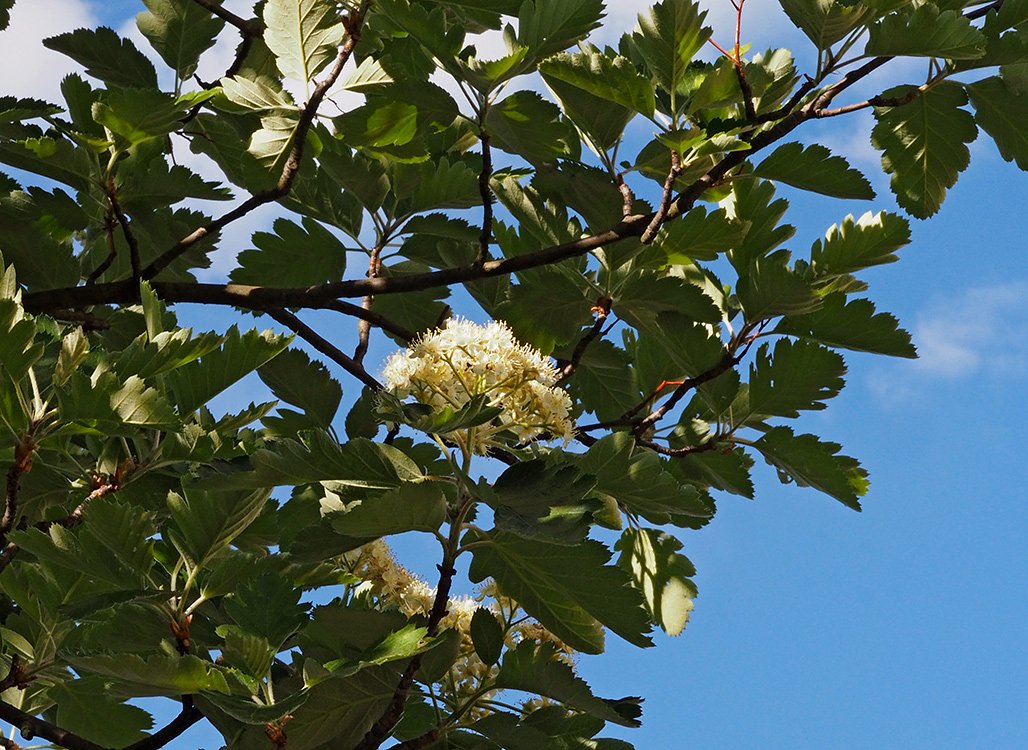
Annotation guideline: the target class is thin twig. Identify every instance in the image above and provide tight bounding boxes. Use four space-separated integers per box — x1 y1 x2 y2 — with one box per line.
476 129 494 265
2 436 34 549
557 298 611 382
640 151 682 243
106 184 141 279
354 239 387 365
266 309 383 390
142 4 369 280
86 210 119 284
187 0 260 33
614 172 635 217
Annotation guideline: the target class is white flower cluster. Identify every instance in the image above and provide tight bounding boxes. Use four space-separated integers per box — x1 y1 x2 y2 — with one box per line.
382 318 575 454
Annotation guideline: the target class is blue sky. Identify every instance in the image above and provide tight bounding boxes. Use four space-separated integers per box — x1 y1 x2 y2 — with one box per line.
2 1 1026 748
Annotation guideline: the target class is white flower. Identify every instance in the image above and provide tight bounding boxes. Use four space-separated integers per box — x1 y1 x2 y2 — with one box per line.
382 318 575 453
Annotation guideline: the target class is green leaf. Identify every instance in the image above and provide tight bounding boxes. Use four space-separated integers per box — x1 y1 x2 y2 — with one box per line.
737 256 820 321
517 0 605 61
653 205 746 263
67 653 231 697
275 666 397 750
337 100 420 148
494 641 643 727
615 528 696 637
282 169 365 238
752 426 869 510
49 678 153 746
471 608 505 666
0 298 43 382
539 47 656 119
673 447 754 498
488 460 597 544
258 347 342 428
216 624 276 679
0 96 62 124
327 482 446 537
780 0 873 50
866 4 986 59
167 326 291 415
43 27 158 89
467 530 653 655
722 178 796 268
614 272 722 328
0 0 12 31
92 88 184 145
202 688 311 726
167 486 272 571
567 340 642 422
809 210 910 276
871 82 977 218
628 0 711 104
755 142 874 200
775 293 916 358
746 339 846 419
220 75 296 113
486 90 580 165
136 0 225 78
248 113 299 171
232 217 347 287
249 433 423 489
578 433 713 525
224 573 310 647
263 0 345 83
968 75 1028 170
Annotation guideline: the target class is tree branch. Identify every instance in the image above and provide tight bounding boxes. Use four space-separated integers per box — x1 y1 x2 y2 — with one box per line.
640 150 682 243
0 693 202 750
142 4 369 280
188 0 260 34
266 309 383 390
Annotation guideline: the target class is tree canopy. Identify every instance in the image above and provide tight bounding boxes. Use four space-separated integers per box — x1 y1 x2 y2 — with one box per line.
1 0 1027 748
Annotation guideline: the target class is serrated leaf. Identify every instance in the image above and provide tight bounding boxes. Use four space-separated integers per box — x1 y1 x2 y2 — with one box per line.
467 530 653 654
486 90 580 164
722 177 795 268
67 653 231 697
780 0 873 50
654 205 746 263
752 426 868 510
488 460 596 544
755 142 874 200
248 113 299 171
615 528 696 636
568 340 642 422
203 688 310 725
809 210 910 276
495 641 643 726
224 573 309 647
866 4 986 59
775 293 916 358
968 75 1028 170
328 482 446 537
871 82 977 218
539 47 655 119
136 0 225 78
49 678 153 745
43 27 158 88
263 0 345 83
628 0 711 105
0 298 43 381
578 433 713 525
167 486 272 571
0 96 62 124
745 339 846 419
737 256 820 321
614 272 722 328
232 217 347 287
220 75 295 113
517 0 604 60
258 347 342 428
167 326 291 415
248 432 423 489
674 447 754 498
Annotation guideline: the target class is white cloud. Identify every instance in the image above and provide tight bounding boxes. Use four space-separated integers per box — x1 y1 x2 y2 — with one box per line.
912 282 1028 379
0 0 97 101
868 281 1028 405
